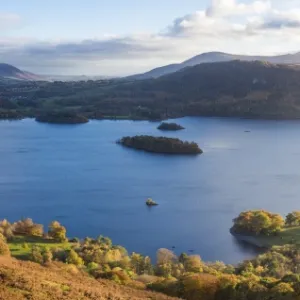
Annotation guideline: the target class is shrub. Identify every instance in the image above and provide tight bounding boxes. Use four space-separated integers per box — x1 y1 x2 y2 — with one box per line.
13 218 43 236
0 219 14 239
29 246 44 264
66 250 84 266
0 238 10 256
43 248 53 264
285 211 300 226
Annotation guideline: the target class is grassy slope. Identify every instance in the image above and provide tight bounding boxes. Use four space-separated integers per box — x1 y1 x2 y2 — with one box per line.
8 235 72 259
0 256 179 300
235 227 300 248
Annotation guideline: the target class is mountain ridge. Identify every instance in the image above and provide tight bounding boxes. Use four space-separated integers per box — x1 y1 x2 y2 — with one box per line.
0 63 44 81
129 51 300 80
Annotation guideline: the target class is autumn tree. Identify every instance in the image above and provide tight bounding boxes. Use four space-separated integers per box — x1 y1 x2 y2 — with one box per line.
270 282 294 299
48 221 66 242
13 218 43 236
142 256 153 274
97 236 112 249
285 211 300 227
231 210 284 235
184 255 203 273
0 219 13 240
43 248 53 264
180 273 219 300
156 248 177 265
131 252 144 274
29 246 44 264
155 249 177 278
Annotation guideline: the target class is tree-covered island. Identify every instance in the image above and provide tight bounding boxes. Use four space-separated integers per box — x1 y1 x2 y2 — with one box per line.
117 135 203 154
157 122 185 131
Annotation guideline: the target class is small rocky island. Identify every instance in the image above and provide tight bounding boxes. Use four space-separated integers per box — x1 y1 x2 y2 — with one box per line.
157 122 185 131
36 112 89 124
118 135 203 154
146 198 158 206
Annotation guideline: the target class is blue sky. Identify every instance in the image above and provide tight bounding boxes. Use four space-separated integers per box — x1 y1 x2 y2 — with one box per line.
1 0 300 75
2 0 207 39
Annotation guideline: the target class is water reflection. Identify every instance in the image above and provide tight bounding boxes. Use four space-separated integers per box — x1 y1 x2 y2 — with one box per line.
232 236 265 260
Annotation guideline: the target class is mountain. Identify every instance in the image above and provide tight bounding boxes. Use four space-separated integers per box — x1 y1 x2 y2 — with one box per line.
46 74 112 82
111 60 300 119
0 63 44 81
129 51 300 80
4 60 300 120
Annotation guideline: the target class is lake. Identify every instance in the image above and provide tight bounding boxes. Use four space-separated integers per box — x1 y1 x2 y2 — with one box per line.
0 117 299 264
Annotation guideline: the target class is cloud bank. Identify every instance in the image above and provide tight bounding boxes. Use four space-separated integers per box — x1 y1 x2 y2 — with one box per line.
2 0 300 75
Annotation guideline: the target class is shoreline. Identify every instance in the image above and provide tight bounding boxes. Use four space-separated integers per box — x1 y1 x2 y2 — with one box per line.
230 232 269 248
5 115 300 124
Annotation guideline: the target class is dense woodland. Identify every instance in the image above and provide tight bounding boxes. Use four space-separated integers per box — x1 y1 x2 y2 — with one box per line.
2 61 300 121
1 216 300 299
118 135 202 154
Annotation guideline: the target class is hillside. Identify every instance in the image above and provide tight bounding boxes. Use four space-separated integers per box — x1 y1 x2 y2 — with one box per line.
130 51 300 79
0 256 178 300
123 60 300 119
0 63 43 81
3 60 300 120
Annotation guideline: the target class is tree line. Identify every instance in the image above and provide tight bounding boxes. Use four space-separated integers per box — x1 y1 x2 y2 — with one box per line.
2 217 300 299
231 210 300 235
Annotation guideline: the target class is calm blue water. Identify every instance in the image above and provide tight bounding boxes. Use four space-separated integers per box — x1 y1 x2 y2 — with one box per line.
0 117 299 264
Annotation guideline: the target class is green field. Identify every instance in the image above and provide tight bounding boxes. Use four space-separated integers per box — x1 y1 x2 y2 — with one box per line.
234 226 300 248
8 235 73 259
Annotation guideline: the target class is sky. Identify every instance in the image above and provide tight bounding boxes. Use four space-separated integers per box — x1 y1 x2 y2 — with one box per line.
1 0 300 76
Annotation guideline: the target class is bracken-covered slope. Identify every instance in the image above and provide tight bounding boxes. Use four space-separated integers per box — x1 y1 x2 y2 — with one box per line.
0 257 179 300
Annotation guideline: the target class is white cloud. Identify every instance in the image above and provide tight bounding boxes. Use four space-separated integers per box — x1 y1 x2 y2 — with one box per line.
2 1 300 75
206 0 271 17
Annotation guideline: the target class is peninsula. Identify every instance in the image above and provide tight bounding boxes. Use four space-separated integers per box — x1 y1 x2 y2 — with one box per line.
230 210 300 248
35 112 89 124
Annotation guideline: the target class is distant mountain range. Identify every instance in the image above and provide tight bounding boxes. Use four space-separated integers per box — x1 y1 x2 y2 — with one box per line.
0 63 112 82
45 75 112 82
0 63 45 81
129 51 300 80
3 50 300 82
